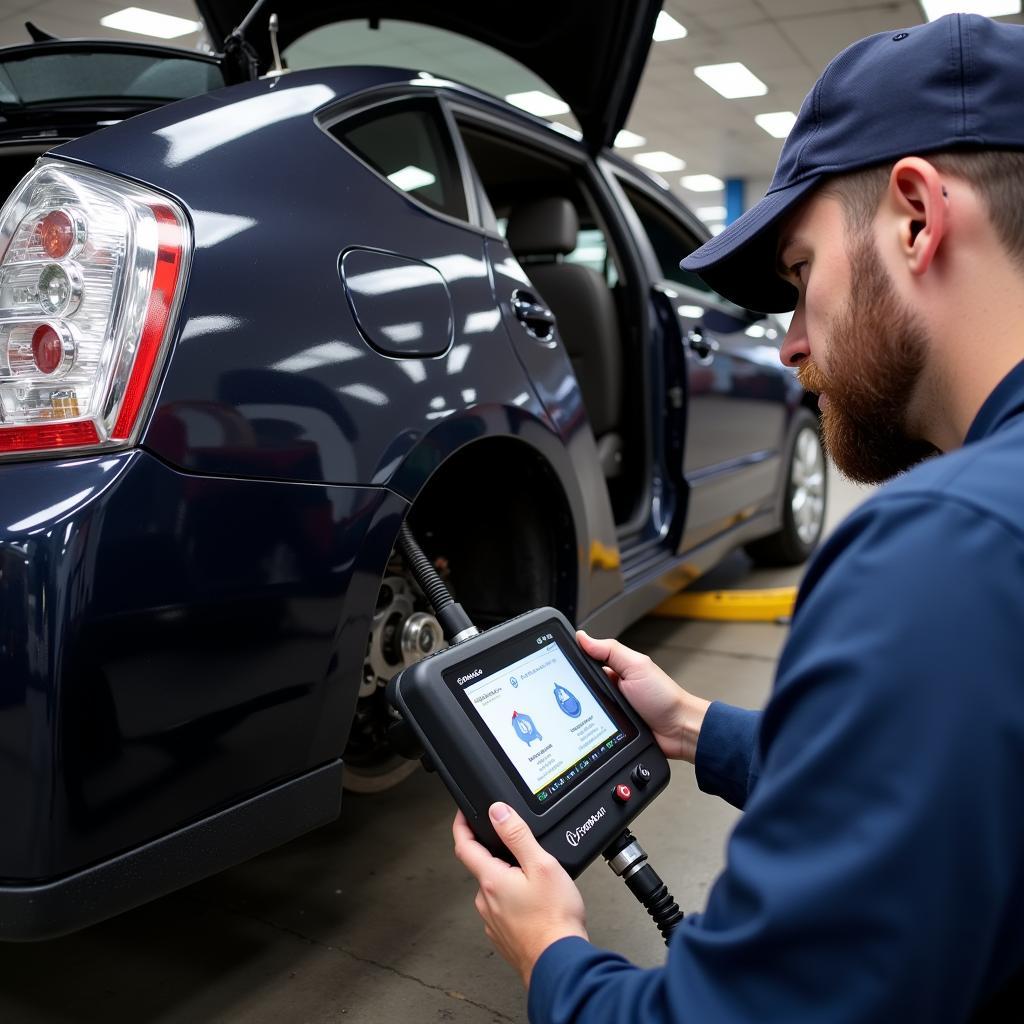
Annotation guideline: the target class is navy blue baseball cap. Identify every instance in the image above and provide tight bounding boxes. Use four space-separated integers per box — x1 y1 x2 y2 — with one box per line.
682 14 1024 313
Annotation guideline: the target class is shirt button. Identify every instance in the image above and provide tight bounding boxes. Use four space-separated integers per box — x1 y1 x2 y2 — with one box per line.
614 783 632 803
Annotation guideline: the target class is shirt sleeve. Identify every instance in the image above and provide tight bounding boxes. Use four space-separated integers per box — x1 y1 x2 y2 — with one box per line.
693 701 761 809
528 493 1024 1024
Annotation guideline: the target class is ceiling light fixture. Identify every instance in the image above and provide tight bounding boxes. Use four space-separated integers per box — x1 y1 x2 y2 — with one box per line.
755 111 798 138
696 205 727 221
681 174 724 192
388 166 436 192
100 6 202 39
653 12 688 41
694 62 768 99
614 130 647 148
920 0 1020 19
504 90 571 117
634 151 686 172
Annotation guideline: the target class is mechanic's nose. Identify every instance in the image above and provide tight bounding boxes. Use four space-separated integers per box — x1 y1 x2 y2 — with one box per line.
779 304 809 367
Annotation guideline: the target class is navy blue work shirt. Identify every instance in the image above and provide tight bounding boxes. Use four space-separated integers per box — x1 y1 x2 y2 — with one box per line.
529 361 1024 1023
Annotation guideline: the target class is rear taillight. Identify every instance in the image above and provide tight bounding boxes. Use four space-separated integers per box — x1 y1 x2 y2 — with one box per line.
0 161 190 459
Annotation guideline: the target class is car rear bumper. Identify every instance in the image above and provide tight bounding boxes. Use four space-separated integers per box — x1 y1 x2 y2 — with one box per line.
0 759 343 941
0 447 404 935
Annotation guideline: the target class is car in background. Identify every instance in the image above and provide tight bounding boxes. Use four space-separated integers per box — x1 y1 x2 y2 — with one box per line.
0 0 825 939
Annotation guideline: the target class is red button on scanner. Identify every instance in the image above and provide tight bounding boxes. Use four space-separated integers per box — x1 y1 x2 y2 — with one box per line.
614 784 632 803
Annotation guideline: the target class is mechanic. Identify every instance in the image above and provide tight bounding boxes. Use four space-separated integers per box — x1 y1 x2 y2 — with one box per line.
452 13 1024 1022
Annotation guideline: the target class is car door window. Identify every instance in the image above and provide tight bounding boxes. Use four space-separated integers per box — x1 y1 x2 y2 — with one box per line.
619 181 730 299
331 101 468 221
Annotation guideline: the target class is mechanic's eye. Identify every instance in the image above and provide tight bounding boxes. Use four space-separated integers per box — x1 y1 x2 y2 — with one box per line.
789 261 808 284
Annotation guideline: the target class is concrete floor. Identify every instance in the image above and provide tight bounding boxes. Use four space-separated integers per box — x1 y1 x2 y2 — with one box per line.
0 476 871 1024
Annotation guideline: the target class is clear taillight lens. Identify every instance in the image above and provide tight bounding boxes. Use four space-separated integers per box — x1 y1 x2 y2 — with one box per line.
0 160 190 458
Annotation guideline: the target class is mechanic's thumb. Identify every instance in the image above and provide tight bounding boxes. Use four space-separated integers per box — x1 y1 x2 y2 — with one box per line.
490 802 545 870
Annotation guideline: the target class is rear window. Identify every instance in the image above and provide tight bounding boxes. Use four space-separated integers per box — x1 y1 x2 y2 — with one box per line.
0 51 225 106
331 101 468 221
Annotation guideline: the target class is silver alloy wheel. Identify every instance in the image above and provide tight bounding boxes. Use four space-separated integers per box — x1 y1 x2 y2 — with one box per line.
791 426 826 545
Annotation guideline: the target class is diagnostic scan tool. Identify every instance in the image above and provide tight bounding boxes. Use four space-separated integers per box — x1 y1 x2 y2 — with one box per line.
388 607 670 877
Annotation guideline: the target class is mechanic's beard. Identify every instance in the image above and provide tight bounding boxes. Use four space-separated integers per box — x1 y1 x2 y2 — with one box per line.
797 238 938 484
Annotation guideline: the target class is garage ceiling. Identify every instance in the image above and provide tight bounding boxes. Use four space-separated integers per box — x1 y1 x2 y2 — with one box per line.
0 1 1021 229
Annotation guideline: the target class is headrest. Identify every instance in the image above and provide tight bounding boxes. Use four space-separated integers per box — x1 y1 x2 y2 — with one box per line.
506 197 579 257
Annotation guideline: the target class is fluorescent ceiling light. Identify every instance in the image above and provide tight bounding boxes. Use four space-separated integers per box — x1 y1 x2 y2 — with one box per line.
653 12 688 41
694 62 768 99
681 174 724 192
755 111 798 139
614 129 647 148
634 151 686 172
696 205 727 221
921 0 1020 18
505 90 571 117
100 6 201 39
677 305 704 318
388 165 436 192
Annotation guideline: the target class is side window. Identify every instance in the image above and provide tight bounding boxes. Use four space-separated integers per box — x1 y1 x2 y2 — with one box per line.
331 101 468 222
619 182 714 295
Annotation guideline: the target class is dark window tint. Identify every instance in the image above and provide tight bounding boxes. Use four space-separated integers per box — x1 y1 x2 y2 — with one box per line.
0 52 224 105
620 181 713 294
333 102 467 221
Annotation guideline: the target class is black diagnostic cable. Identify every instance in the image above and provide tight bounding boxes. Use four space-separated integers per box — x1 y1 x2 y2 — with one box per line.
396 523 685 945
603 830 685 944
397 523 478 644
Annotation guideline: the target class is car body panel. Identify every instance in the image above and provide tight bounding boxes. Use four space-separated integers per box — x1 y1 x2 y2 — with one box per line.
55 68 626 617
0 447 395 882
195 0 662 149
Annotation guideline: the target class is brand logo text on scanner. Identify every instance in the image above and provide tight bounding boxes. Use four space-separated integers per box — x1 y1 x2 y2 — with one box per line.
457 669 483 684
565 806 607 848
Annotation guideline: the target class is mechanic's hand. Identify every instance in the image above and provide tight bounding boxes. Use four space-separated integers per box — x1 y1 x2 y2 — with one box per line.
453 804 588 987
576 630 710 763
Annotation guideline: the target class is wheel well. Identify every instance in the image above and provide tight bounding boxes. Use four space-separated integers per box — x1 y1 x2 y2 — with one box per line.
406 439 578 629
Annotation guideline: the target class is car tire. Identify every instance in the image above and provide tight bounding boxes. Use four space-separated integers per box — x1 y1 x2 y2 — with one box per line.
745 409 828 567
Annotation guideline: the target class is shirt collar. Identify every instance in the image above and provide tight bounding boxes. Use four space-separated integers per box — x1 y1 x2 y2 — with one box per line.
964 358 1024 445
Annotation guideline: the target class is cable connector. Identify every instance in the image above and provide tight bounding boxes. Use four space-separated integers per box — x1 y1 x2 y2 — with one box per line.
604 830 684 945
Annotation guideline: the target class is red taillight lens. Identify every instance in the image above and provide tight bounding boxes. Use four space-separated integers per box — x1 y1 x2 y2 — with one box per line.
34 209 75 259
0 162 191 459
31 323 62 374
112 206 184 441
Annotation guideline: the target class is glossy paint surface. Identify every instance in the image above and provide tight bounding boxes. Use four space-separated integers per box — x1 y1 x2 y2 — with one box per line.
673 296 791 549
0 449 397 880
60 71 553 494
341 247 454 358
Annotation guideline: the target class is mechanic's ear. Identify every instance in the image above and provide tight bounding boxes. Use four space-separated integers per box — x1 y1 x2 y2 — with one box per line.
887 157 948 276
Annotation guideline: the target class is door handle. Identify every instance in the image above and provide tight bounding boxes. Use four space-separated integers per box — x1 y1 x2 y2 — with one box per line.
686 328 717 360
512 289 555 340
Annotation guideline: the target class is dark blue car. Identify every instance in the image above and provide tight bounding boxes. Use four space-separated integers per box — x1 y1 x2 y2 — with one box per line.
0 1 825 939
